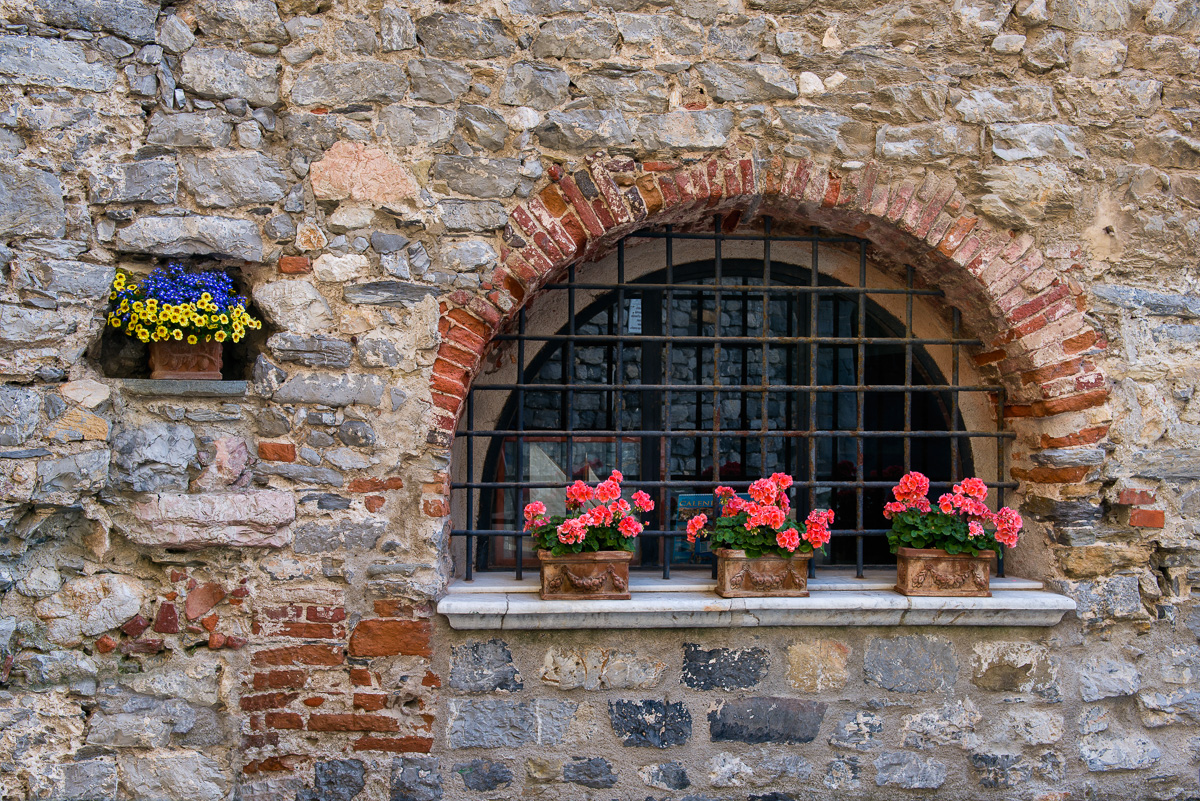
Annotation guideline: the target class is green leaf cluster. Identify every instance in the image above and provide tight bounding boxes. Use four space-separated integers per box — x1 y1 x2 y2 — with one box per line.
706 512 816 559
885 508 999 557
529 516 638 556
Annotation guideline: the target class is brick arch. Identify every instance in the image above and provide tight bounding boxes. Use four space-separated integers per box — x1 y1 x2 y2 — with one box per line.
431 147 1111 492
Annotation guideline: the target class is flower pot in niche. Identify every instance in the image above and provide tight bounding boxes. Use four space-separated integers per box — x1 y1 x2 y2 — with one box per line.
537 549 633 600
149 339 223 380
715 548 811 598
894 547 992 597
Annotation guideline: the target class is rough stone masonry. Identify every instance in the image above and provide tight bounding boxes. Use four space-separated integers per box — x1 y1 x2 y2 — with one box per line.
0 0 1198 797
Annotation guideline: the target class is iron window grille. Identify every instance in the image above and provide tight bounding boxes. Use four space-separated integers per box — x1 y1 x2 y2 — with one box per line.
451 216 1014 581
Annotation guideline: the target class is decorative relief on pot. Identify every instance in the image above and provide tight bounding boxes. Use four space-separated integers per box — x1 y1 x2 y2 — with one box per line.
894 547 991 597
149 340 223 380
715 549 810 598
538 549 632 600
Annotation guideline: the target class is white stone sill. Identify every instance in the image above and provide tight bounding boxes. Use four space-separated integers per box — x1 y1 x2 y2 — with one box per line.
437 570 1076 630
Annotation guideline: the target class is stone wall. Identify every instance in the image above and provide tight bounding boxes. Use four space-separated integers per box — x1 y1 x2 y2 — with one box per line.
0 0 1198 797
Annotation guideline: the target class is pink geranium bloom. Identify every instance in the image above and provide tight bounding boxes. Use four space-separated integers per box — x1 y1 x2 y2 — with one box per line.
883 501 907 519
595 478 621 503
618 516 642 537
686 514 707 543
955 477 988 500
770 472 794 489
776 527 800 552
894 471 930 504
632 491 655 512
609 469 624 483
566 480 594 507
556 518 586 545
609 498 631 517
749 477 777 505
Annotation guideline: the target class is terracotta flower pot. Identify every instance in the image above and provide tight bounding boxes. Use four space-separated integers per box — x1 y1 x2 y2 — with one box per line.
149 339 223 380
715 548 811 598
538 549 632 600
894 547 992 597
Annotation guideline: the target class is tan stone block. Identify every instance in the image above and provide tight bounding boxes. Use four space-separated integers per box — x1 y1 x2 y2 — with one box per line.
46 407 109 442
1058 543 1152 578
786 639 850 691
310 141 417 204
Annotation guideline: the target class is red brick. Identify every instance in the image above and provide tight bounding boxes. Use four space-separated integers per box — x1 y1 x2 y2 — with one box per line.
354 693 388 711
1036 389 1109 416
636 174 664 216
303 697 325 707
973 350 1007 366
1129 509 1165 528
423 499 449 517
308 606 346 623
1010 465 1091 483
308 714 400 732
1021 358 1084 386
186 582 226 620
421 671 441 688
1041 425 1109 449
251 644 345 668
352 736 434 754
257 442 296 463
265 712 303 730
277 622 338 639
348 619 433 658
243 733 278 749
350 668 374 687
95 634 117 654
279 256 312 274
365 495 385 512
253 670 307 691
240 692 299 712
152 603 179 634
538 183 569 216
446 308 492 340
121 615 149 637
373 600 415 617
1119 489 1157 506
348 476 404 493
209 632 227 649
1063 329 1099 354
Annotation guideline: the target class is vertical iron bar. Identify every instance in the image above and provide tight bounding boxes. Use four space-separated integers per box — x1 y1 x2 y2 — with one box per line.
615 240 626 479
515 308 527 581
713 215 723 486
951 308 961 483
466 393 475 581
761 217 771 476
856 240 867 578
663 226 674 579
808 228 819 579
997 386 1007 578
904 265 914 474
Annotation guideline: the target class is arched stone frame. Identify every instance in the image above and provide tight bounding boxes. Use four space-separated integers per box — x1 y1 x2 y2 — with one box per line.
428 146 1114 583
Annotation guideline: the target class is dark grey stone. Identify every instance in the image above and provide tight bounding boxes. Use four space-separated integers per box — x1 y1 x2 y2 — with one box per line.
1092 284 1200 317
447 699 575 748
114 215 264 262
180 152 290 208
371 232 409 254
0 305 75 352
158 15 195 54
450 639 522 693
336 20 378 54
969 752 1031 789
390 757 441 801
873 751 947 789
439 201 507 232
271 373 384 408
12 255 113 303
337 420 376 448
681 644 768 691
498 62 569 110
381 5 417 51
61 759 118 800
536 110 633 152
453 760 512 792
267 334 353 369
1079 734 1163 771
32 450 109 502
748 794 795 801
459 105 507 151
864 636 958 693
293 520 386 554
0 386 40 447
120 379 249 398
708 697 826 745
408 59 471 105
532 18 618 59
608 699 692 748
381 106 457 148
415 14 515 60
256 463 344 487
359 339 402 368
313 494 350 510
342 281 438 307
575 66 669 113
777 109 874 157
111 424 197 493
1023 30 1068 72
563 757 617 789
26 0 158 43
292 63 410 107
265 214 296 242
0 35 118 92
88 158 178 205
1069 575 1145 621
179 47 281 108
194 0 288 43
0 163 65 239
431 156 522 198
146 111 234 149
297 758 365 801
694 62 799 102
643 761 689 790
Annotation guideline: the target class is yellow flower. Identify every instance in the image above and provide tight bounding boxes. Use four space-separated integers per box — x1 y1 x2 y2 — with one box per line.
200 292 212 303
214 330 227 343
132 301 143 313
119 300 129 312
172 329 183 340
109 292 117 301
204 334 212 342
187 334 197 345
155 325 168 338
218 314 229 324
109 316 121 328
138 332 149 343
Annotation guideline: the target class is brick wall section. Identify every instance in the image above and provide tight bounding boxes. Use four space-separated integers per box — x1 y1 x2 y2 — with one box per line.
240 599 438 769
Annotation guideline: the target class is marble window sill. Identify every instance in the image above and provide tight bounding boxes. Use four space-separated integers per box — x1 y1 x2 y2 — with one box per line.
437 571 1076 630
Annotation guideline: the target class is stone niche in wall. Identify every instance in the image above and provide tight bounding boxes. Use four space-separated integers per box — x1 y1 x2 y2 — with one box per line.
91 257 272 381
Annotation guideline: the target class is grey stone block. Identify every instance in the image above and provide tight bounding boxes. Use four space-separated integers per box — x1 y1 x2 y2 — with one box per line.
563 757 616 789
342 281 438 307
681 644 768 691
0 162 65 239
864 635 958 693
115 215 263 262
453 760 512 792
873 751 946 789
0 36 118 92
708 697 825 745
450 639 523 693
297 759 365 801
415 14 515 59
267 334 353 369
609 699 692 748
180 47 280 108
88 158 178 205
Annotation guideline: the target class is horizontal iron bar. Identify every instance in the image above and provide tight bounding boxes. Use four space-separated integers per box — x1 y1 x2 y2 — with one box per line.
451 529 896 537
492 333 983 346
457 429 1014 439
452 480 1020 490
468 382 999 393
631 230 870 244
534 282 944 296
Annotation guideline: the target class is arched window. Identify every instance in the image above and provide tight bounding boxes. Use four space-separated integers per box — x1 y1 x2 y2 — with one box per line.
452 218 1007 579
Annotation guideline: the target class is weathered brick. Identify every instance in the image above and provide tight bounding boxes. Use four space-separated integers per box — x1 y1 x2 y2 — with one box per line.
240 692 299 712
352 736 433 753
257 441 296 463
1118 489 1156 506
251 644 345 667
1129 509 1165 528
308 713 400 732
348 619 432 657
